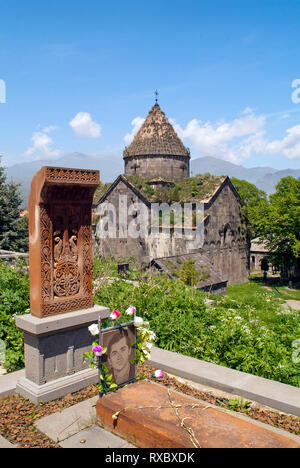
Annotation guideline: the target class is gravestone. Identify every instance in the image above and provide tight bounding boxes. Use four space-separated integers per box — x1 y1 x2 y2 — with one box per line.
28 166 99 317
117 263 129 277
16 167 110 404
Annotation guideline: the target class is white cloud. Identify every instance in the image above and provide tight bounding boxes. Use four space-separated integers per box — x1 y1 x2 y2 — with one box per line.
24 126 61 159
264 124 300 160
172 109 266 164
70 112 101 138
42 125 58 133
124 117 145 145
172 108 300 164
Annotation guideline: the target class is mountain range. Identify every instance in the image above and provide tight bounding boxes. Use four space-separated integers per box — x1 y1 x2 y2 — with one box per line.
4 153 300 207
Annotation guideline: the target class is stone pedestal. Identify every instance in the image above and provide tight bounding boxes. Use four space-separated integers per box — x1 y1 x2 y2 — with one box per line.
16 305 109 404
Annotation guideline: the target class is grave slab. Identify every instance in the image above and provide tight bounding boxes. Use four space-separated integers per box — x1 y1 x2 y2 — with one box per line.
59 425 135 448
35 395 134 448
0 434 15 448
35 395 98 442
96 380 300 448
0 369 25 398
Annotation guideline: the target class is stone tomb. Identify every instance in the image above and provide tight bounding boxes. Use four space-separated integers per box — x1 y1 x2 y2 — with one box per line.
97 380 300 448
16 167 110 404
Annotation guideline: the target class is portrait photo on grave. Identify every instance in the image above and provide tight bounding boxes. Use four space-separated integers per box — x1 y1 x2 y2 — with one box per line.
101 324 136 387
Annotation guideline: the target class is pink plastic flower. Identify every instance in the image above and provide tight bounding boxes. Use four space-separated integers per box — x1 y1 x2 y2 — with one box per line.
152 369 164 379
92 345 103 357
110 309 121 320
126 305 136 316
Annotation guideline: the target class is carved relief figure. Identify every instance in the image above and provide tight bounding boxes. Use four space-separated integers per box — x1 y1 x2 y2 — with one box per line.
53 210 81 298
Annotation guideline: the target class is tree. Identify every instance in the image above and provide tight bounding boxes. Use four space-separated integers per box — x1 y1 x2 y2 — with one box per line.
256 176 300 273
0 158 28 252
231 177 269 239
177 260 200 286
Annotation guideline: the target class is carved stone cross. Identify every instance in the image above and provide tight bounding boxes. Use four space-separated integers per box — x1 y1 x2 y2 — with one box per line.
28 166 100 318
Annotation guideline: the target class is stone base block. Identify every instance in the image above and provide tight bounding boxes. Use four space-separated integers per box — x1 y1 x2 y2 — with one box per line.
15 304 110 404
16 368 98 405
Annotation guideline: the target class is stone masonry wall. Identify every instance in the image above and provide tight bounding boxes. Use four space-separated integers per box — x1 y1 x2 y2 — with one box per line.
95 179 150 264
124 154 190 181
202 181 249 285
95 179 249 285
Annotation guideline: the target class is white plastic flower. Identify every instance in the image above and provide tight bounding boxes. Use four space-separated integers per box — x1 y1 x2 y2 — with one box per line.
134 316 144 328
143 342 153 351
147 331 156 342
88 323 99 336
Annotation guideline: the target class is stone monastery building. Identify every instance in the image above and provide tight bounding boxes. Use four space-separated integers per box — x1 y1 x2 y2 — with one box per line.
94 102 249 292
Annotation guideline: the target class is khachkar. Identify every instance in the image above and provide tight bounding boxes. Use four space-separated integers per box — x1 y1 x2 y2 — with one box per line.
29 166 99 317
15 167 111 404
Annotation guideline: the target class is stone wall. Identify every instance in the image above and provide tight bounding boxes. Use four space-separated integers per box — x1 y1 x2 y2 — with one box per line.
94 178 249 285
124 154 190 181
0 250 29 270
250 252 269 270
202 181 249 285
95 179 150 264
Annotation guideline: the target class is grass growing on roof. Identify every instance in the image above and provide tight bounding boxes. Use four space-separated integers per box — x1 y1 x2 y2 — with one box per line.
125 173 225 203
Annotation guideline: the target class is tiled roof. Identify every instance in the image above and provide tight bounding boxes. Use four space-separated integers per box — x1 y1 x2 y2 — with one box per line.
152 253 227 289
123 104 190 158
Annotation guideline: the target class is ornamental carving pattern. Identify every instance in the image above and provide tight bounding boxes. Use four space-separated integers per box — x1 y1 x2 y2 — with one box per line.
45 167 98 184
40 205 52 302
52 206 81 298
29 166 99 318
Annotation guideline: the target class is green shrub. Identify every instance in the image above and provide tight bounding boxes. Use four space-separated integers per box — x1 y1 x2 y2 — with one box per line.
0 262 30 372
1 256 300 388
94 271 300 387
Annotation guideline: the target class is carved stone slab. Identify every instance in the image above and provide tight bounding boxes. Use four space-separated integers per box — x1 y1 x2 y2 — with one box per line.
29 166 100 318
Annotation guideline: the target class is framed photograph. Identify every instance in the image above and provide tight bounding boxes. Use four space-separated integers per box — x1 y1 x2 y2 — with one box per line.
100 323 137 388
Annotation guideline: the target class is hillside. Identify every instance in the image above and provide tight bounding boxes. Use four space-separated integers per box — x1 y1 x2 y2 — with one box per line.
5 153 123 206
190 157 300 193
5 153 299 207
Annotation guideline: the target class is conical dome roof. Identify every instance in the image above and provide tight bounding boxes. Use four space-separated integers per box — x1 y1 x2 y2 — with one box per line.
123 104 190 158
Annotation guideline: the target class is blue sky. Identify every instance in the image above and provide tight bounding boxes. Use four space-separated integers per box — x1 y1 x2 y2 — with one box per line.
1 0 300 169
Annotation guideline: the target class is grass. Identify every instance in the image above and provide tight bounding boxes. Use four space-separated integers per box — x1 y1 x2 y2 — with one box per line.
1 257 299 386
249 272 300 302
94 263 300 387
125 173 226 203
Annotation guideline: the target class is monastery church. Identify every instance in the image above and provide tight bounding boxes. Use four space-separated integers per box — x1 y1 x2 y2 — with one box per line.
93 101 249 293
